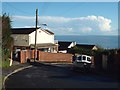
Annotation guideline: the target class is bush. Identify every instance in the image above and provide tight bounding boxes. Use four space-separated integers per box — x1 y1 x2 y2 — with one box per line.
68 46 106 56
2 61 10 68
68 46 93 56
1 13 13 62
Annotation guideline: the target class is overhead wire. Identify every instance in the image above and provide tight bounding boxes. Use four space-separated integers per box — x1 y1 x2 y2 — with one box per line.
3 2 33 15
3 2 77 30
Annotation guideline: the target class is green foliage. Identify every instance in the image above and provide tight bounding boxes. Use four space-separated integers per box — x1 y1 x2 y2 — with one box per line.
2 61 10 68
68 45 107 56
68 45 119 56
0 76 2 90
1 13 14 61
68 46 93 56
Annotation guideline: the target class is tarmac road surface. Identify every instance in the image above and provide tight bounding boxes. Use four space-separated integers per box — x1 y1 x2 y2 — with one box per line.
5 62 120 88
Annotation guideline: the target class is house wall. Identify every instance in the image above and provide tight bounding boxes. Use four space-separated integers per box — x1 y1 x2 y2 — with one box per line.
92 46 98 50
68 42 76 48
29 28 54 45
59 50 67 53
13 46 30 50
11 34 29 46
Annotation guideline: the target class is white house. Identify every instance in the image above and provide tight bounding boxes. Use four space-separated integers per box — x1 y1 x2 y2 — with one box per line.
58 41 76 53
11 27 58 52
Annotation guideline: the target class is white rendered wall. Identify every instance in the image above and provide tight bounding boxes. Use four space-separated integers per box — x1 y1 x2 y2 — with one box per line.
58 50 67 53
68 42 76 48
29 29 54 45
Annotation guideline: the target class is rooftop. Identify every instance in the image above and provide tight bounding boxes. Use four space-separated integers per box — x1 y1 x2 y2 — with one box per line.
58 41 74 50
11 28 39 34
11 28 54 35
76 44 96 50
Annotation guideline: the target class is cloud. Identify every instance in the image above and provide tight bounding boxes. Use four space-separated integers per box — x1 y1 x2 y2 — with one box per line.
11 15 116 35
81 27 92 32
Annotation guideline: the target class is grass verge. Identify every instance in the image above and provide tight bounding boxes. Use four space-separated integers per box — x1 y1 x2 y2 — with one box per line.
2 61 9 68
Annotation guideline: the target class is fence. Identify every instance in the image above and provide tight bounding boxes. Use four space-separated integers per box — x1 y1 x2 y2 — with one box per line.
113 54 120 73
94 53 120 72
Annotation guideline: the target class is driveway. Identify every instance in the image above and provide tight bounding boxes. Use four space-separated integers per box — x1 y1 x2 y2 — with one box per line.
5 62 120 88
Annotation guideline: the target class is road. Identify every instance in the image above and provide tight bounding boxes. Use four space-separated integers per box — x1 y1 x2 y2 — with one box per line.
5 62 120 88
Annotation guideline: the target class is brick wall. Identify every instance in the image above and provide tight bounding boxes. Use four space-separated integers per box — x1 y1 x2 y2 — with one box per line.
19 50 72 63
38 51 73 62
20 50 34 63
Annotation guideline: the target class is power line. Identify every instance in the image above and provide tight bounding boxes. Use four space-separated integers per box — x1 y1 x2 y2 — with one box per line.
4 2 33 15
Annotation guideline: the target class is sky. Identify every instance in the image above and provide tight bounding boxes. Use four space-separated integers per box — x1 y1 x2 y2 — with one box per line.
2 1 118 35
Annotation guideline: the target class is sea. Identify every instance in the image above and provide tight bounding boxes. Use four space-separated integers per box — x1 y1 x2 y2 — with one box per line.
55 35 119 49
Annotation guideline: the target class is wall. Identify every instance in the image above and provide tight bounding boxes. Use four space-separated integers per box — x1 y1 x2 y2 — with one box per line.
113 54 120 73
38 51 72 62
20 50 31 63
68 42 76 48
19 50 72 63
94 53 120 73
19 50 37 63
11 34 29 46
94 54 102 70
92 46 98 50
102 55 108 70
58 50 67 53
29 29 54 45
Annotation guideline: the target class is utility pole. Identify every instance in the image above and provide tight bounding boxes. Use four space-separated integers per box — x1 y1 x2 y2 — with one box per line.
34 9 38 62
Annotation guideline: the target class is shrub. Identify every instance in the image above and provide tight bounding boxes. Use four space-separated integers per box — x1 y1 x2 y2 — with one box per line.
1 13 13 62
2 61 10 68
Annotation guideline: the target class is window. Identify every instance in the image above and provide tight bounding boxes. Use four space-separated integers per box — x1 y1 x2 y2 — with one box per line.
15 47 20 50
83 56 86 60
15 39 17 41
77 56 81 60
15 47 17 50
40 48 44 51
87 57 91 61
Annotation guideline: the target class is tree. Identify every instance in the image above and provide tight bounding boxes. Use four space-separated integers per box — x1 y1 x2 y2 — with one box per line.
1 13 14 62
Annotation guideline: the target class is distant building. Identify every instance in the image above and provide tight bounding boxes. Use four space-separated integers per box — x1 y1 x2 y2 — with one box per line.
75 44 98 50
11 27 58 52
58 41 76 53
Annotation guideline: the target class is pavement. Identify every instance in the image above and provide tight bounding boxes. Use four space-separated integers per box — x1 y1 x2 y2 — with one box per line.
2 61 30 77
4 62 120 89
2 61 32 88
